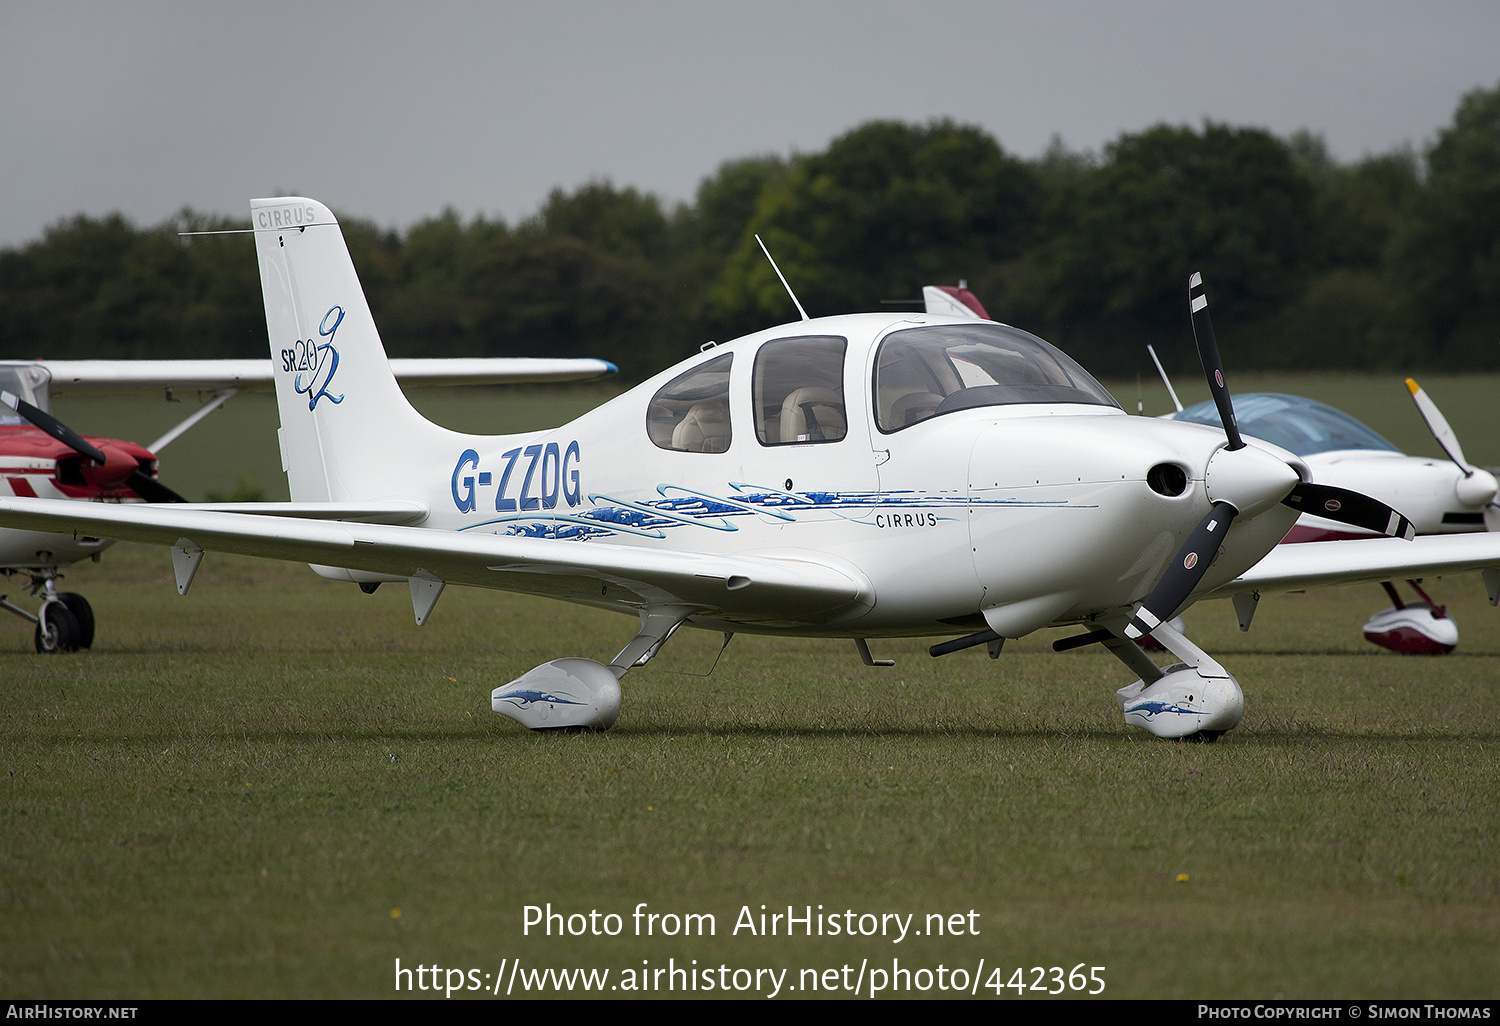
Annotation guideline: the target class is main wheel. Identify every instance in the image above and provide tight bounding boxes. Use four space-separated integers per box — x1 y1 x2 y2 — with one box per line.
34 603 81 654
57 592 95 649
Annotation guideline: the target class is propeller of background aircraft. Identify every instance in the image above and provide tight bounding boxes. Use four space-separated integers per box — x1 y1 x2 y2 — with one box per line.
1404 377 1500 531
1124 273 1415 641
1 389 187 504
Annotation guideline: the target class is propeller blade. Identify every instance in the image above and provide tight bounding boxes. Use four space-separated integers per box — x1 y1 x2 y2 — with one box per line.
124 470 188 504
1405 378 1472 473
1187 273 1243 451
1 390 107 465
1282 483 1416 540
1124 501 1237 639
1404 378 1499 516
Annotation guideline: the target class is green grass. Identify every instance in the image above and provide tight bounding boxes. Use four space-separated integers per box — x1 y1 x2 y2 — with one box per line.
2 545 1497 999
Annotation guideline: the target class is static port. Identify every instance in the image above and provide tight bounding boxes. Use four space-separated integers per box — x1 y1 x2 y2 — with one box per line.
1148 463 1188 497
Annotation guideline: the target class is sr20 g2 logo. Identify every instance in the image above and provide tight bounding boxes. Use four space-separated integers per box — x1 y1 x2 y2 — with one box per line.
452 442 582 513
281 306 346 411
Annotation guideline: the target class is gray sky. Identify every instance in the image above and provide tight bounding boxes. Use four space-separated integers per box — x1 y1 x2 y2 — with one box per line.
2 0 1497 248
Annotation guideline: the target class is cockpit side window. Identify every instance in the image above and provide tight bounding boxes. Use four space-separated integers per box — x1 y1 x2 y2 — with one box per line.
0 364 51 426
874 323 1118 432
752 336 848 445
647 353 733 453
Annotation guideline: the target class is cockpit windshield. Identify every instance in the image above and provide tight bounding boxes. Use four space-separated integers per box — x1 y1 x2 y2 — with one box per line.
874 323 1118 432
1172 393 1399 456
0 363 51 426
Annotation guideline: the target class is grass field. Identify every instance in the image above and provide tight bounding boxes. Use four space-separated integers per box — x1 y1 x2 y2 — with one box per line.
3 374 1497 999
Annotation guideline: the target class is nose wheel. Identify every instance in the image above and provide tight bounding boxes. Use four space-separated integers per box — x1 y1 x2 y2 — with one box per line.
2 571 94 654
35 601 82 653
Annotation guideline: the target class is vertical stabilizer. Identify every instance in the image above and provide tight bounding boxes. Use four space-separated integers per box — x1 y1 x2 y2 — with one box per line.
252 197 438 503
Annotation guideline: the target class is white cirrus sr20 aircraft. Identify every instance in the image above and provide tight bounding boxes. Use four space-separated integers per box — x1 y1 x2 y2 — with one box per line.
4 196 1500 742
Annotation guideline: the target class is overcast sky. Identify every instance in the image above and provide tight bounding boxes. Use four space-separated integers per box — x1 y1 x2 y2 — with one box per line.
2 0 1497 248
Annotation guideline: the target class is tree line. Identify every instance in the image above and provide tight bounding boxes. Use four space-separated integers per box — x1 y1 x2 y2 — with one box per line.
3 82 1497 379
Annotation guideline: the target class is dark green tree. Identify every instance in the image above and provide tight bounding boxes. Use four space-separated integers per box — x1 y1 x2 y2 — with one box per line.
1016 123 1319 373
0 210 263 360
1391 80 1500 368
710 120 1041 337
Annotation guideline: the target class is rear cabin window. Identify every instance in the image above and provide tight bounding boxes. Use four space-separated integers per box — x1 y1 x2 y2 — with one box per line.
874 323 1117 432
647 353 733 453
752 336 848 445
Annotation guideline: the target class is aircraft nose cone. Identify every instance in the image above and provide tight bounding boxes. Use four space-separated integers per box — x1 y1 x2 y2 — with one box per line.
1456 467 1499 508
1204 444 1299 518
79 445 138 488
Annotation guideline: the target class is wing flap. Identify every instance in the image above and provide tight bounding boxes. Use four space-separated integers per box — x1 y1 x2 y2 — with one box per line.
0 497 867 621
174 501 430 525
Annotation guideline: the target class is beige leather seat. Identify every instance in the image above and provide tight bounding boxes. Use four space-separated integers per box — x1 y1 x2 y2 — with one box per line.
890 391 944 428
778 387 846 443
670 402 731 452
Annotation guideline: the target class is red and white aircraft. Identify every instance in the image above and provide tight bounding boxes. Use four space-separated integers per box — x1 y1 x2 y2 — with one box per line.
3 197 1499 741
0 354 614 652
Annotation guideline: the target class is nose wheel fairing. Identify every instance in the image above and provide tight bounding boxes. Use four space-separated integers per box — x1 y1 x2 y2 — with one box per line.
1107 618 1243 740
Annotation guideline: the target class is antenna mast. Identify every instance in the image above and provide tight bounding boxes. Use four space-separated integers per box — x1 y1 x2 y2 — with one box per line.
755 234 810 321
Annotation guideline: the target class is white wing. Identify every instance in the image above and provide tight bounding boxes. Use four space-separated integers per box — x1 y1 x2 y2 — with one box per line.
0 498 869 624
20 357 616 396
1208 534 1500 596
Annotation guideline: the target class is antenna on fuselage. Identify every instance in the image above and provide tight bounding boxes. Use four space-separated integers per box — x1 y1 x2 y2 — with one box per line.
1146 344 1184 413
755 234 810 322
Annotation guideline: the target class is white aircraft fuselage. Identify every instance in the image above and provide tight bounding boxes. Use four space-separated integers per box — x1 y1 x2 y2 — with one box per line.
410 313 1300 641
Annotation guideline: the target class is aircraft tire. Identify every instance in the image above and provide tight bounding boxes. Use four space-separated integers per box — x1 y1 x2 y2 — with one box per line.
34 604 81 654
57 593 95 649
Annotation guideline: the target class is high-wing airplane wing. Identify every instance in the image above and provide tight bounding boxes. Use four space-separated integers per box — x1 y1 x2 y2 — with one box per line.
0 497 870 625
27 357 616 396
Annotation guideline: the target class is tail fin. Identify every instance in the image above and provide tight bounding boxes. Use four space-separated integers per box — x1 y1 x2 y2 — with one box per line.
252 197 450 503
